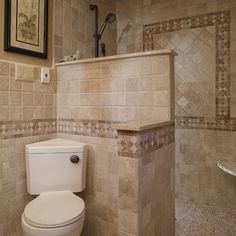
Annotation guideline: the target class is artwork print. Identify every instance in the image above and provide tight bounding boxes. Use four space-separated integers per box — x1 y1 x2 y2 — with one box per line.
4 0 48 58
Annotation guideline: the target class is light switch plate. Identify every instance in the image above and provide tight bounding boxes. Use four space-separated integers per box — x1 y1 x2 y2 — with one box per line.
41 68 50 84
16 64 35 82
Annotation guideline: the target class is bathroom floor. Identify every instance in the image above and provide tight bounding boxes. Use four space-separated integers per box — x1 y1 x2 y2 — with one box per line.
175 199 236 236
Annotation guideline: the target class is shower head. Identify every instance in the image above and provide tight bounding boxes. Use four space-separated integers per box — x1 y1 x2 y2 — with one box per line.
98 13 116 37
90 6 116 57
105 13 116 24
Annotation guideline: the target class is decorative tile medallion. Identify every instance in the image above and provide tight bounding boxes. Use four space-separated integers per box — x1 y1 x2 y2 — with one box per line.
0 119 57 139
118 123 175 158
143 11 231 130
57 119 119 139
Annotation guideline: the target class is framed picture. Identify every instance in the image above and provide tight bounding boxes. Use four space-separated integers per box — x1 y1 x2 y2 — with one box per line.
4 0 48 59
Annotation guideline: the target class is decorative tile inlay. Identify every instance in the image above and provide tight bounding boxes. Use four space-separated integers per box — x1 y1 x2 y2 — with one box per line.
57 119 119 138
153 26 216 118
118 123 175 158
0 119 57 139
144 11 231 129
176 116 236 131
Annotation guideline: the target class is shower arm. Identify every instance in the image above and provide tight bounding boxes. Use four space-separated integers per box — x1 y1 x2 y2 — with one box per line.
94 21 108 39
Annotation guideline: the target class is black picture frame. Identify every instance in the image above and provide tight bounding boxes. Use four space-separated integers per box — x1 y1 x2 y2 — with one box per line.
4 0 48 59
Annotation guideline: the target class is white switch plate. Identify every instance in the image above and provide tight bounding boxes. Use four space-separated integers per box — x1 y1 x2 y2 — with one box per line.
41 68 50 84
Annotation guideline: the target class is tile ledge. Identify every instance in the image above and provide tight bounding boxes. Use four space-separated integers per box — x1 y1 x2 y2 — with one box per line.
56 49 177 67
114 120 174 132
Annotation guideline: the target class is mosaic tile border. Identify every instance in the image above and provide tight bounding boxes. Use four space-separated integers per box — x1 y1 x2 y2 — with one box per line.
118 123 175 158
57 118 119 139
143 11 231 128
176 116 236 131
0 119 57 139
0 118 175 146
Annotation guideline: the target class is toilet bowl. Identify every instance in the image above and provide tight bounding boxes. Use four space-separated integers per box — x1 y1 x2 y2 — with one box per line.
22 191 85 236
22 139 88 236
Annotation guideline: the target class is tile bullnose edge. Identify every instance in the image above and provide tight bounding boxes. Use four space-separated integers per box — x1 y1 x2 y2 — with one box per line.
114 120 174 132
56 49 177 67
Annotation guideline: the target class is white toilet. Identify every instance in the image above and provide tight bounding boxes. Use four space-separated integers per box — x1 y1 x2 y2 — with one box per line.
21 139 87 236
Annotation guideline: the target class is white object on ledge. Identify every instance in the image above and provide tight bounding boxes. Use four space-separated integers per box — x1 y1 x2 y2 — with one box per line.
217 161 236 177
58 50 81 63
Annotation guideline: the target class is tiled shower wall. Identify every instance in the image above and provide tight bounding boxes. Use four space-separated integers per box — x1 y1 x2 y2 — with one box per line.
56 52 175 235
54 0 117 61
57 54 174 123
115 0 236 208
176 129 236 208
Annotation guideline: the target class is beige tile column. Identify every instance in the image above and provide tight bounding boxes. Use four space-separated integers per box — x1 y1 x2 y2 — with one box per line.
116 121 175 236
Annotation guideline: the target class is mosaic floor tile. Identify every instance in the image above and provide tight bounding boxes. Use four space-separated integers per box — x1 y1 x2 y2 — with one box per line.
176 199 236 236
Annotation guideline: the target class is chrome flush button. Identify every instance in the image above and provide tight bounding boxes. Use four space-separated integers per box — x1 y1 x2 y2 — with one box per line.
70 155 80 163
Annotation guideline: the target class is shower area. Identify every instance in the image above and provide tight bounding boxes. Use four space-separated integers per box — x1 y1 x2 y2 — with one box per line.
142 10 236 235
54 0 236 235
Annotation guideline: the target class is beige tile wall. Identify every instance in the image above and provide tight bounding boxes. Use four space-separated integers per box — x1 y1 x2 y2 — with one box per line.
57 53 175 122
56 52 175 236
176 128 236 209
115 0 236 116
140 143 175 236
1 0 116 234
118 143 175 236
57 133 119 236
153 26 216 117
115 0 236 208
0 59 57 236
54 0 117 61
57 132 175 236
0 60 57 121
0 134 57 236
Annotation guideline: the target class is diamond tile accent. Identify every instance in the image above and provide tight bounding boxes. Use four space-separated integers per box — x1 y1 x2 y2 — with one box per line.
177 96 190 108
0 119 57 139
176 116 236 131
57 118 119 138
153 26 216 118
144 11 231 130
118 123 175 158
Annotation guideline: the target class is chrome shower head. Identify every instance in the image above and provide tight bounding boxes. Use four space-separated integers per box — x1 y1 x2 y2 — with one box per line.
105 13 116 24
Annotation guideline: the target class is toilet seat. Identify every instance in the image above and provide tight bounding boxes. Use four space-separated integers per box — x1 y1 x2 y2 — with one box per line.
23 191 85 228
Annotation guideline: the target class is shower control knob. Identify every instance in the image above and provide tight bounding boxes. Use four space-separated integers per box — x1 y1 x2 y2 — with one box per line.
70 155 80 164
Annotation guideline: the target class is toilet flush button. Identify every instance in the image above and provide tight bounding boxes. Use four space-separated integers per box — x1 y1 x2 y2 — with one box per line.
70 155 80 164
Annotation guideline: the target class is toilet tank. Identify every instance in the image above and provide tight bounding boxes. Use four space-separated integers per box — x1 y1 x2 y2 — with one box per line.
26 139 87 195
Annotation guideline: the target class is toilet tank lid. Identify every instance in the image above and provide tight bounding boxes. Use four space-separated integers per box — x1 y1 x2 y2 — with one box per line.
26 139 87 154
